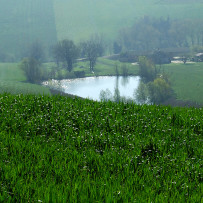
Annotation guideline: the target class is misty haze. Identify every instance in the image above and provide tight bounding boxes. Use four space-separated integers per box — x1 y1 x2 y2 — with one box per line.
0 0 202 202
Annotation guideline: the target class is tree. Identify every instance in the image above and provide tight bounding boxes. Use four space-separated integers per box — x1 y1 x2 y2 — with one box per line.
151 50 171 67
29 41 45 62
138 56 157 82
53 40 79 72
113 41 122 54
20 58 41 83
81 34 105 72
134 81 149 104
148 77 173 104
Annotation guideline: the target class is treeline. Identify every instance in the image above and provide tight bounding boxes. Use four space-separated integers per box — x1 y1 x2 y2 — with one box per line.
116 16 203 52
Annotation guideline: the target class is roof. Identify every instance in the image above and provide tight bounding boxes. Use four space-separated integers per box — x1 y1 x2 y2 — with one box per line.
195 53 203 57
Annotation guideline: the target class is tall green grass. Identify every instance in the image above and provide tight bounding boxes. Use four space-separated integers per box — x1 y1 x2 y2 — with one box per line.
0 94 202 202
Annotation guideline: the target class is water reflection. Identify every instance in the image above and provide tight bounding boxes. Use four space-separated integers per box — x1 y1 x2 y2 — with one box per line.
43 76 140 101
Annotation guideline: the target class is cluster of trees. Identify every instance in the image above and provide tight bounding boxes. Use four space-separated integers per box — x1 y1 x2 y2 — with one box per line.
136 56 173 104
20 35 105 83
117 16 203 52
52 35 104 73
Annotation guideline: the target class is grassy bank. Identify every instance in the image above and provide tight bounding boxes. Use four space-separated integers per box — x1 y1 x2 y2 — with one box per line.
0 93 202 202
0 63 51 95
74 58 138 76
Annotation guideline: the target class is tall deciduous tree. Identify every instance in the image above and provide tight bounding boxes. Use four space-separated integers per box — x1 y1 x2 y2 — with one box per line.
53 40 79 72
138 56 157 82
81 34 105 72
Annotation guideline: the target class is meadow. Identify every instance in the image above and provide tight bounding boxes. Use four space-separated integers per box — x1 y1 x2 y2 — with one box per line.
0 93 202 202
0 63 51 95
162 62 203 105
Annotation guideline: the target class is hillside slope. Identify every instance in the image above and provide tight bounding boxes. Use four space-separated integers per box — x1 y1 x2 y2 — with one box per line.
53 0 203 41
0 0 57 60
0 0 203 59
0 94 202 201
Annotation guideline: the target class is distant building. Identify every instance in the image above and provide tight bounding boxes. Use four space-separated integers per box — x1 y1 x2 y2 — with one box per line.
195 53 203 62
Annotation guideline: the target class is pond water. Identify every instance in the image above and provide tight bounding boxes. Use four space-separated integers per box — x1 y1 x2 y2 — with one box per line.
43 76 141 101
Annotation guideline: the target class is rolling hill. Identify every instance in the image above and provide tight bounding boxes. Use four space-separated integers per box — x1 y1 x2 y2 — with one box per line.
0 0 203 59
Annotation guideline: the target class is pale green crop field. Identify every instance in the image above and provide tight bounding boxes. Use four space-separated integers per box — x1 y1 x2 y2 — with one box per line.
53 0 203 41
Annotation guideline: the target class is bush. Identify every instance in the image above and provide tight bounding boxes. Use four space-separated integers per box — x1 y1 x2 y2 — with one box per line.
74 71 85 78
148 77 173 104
20 58 41 83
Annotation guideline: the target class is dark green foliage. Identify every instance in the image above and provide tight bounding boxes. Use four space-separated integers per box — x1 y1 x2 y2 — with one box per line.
0 94 202 202
138 56 157 82
53 40 79 72
119 16 203 51
113 42 122 54
20 58 42 83
148 77 173 104
74 71 85 78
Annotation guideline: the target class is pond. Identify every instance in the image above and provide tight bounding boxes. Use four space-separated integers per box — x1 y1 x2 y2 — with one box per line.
43 76 141 101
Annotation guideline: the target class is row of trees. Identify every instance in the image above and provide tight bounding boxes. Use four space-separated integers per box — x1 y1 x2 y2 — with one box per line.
116 16 203 53
20 35 105 83
52 35 104 72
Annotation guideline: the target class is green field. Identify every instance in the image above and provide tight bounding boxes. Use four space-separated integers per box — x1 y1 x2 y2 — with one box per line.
0 94 202 202
0 63 51 95
162 62 203 104
74 58 138 76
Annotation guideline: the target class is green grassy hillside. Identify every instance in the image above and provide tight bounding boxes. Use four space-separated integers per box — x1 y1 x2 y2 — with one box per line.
0 94 202 202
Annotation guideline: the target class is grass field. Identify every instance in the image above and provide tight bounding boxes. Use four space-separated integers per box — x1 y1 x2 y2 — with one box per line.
0 94 202 202
162 62 203 104
74 58 139 76
0 63 51 95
